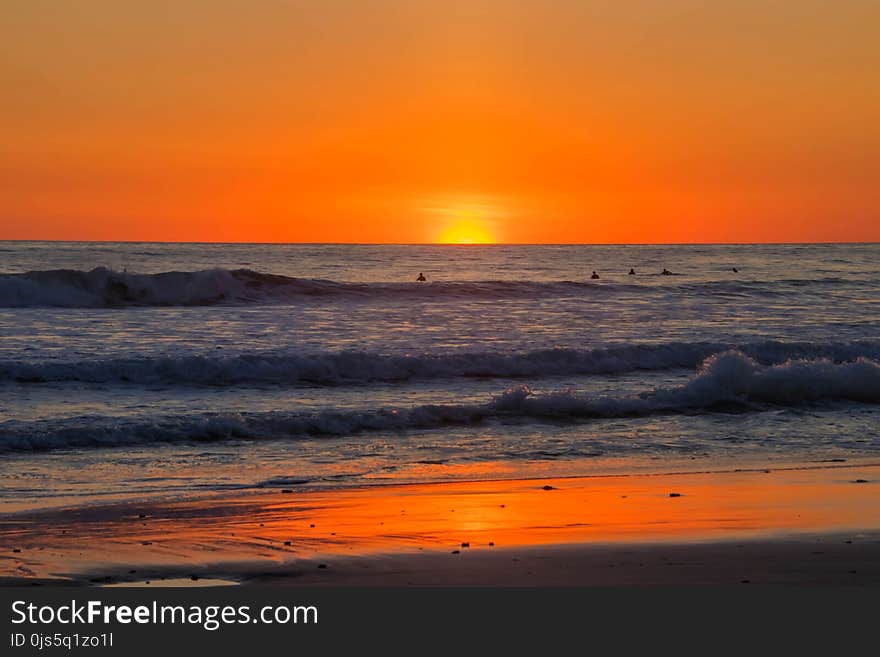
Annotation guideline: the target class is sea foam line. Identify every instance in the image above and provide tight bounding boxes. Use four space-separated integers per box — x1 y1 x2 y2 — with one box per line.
0 267 871 307
3 340 879 386
2 352 878 452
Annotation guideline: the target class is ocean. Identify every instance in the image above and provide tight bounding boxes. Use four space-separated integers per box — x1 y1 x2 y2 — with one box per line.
1 242 878 512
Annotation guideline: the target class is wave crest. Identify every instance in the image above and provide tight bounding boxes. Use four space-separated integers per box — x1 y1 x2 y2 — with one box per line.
4 340 878 386
1 267 872 307
3 352 877 451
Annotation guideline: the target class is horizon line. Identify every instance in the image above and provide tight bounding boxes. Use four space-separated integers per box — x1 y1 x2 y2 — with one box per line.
1 239 878 247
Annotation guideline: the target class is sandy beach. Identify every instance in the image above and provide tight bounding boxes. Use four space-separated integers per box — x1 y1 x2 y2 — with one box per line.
2 461 879 587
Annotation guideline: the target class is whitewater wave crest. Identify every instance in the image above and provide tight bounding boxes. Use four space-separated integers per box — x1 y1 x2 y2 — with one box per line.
3 340 880 386
1 267 872 307
2 352 877 451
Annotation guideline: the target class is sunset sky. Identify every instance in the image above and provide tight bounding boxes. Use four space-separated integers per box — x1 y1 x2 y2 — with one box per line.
2 1 878 244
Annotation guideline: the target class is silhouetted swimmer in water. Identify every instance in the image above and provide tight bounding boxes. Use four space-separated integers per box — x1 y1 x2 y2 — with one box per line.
628 268 636 275
732 267 738 273
590 271 600 280
416 272 426 282
661 268 672 276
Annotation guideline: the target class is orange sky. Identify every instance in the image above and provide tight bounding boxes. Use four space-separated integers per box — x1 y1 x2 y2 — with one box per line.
1 1 878 243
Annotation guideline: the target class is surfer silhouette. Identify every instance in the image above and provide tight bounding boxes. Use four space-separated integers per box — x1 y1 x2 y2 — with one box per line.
628 268 636 275
590 271 600 280
661 268 672 276
416 272 426 282
732 267 738 273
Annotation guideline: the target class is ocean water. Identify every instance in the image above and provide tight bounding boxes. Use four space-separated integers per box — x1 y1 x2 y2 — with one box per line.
1 242 878 511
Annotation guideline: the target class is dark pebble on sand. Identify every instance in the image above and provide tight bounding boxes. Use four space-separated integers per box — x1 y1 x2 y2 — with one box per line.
281 489 293 494
668 493 682 498
317 564 327 569
541 485 556 491
451 550 460 554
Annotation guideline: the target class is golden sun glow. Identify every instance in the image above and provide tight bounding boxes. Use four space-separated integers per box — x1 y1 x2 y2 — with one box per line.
428 199 503 244
437 219 495 244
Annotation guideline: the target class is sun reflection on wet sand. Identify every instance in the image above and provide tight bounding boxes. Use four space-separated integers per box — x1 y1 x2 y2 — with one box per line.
1 464 878 583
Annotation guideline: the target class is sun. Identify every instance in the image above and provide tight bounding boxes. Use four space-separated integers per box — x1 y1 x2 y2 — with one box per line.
437 219 495 244
423 196 504 244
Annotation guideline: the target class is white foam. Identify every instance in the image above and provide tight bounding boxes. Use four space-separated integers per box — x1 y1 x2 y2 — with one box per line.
3 341 879 386
2 352 877 452
2 267 867 308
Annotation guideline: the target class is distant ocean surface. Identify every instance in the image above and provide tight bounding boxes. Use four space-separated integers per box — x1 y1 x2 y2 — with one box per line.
1 242 878 511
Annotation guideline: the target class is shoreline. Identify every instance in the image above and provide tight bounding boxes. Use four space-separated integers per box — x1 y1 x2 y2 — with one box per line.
2 463 879 586
3 454 876 515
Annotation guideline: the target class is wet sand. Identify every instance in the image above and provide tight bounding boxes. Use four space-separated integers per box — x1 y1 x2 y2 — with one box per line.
1 463 879 586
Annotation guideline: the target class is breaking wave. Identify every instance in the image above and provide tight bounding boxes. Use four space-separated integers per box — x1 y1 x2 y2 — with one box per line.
1 267 872 307
3 352 878 451
3 340 880 386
